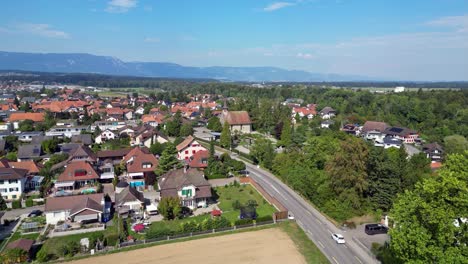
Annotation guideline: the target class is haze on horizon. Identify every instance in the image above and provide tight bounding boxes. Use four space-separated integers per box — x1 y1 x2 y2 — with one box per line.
0 0 467 81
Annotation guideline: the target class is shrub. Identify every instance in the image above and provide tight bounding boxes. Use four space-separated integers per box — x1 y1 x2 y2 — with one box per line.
255 215 273 223
235 219 253 226
25 198 33 207
146 226 173 239
212 217 231 229
104 233 120 246
36 249 50 262
231 200 241 210
12 200 21 209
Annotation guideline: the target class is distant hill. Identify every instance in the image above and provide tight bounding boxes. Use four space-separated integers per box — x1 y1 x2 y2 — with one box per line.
0 51 371 82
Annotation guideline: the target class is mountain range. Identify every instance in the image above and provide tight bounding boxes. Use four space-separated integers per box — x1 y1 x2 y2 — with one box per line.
0 51 371 82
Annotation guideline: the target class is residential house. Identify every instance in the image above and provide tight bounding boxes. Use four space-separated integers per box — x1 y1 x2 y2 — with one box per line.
115 185 145 216
44 193 105 225
17 144 42 161
6 239 34 260
91 120 126 132
55 161 99 191
319 107 336 120
135 106 145 115
17 132 43 143
291 105 316 121
320 120 335 129
383 137 403 149
219 110 252 134
45 125 89 138
106 108 124 120
141 114 164 128
71 134 93 145
8 112 45 129
176 136 207 161
158 167 212 209
341 124 361 136
123 109 134 120
133 129 168 148
188 150 209 169
361 121 389 142
95 129 117 144
0 167 28 200
98 160 115 181
123 147 159 188
97 148 131 165
383 126 419 144
422 143 444 163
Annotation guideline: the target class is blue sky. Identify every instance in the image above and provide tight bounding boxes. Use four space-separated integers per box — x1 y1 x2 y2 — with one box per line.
0 0 467 80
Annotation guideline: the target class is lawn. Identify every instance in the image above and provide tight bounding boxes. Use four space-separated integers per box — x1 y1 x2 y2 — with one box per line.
97 91 128 98
280 221 330 264
215 184 277 223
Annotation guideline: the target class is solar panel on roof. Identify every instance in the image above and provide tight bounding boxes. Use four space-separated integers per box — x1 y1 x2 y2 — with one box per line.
390 127 403 133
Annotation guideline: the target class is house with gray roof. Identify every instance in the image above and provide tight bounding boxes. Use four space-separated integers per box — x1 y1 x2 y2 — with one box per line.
17 144 42 161
158 167 212 209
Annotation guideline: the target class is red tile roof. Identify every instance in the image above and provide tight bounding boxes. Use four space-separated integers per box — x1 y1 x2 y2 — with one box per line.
223 111 252 125
6 238 34 252
8 161 42 174
176 136 195 151
57 161 99 182
9 112 45 122
123 147 159 173
189 150 209 168
292 107 316 116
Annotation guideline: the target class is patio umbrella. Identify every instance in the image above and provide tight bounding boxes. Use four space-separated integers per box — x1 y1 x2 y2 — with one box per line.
133 223 145 232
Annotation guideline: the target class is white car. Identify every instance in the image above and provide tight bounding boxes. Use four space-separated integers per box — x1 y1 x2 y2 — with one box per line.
331 233 346 244
288 213 295 220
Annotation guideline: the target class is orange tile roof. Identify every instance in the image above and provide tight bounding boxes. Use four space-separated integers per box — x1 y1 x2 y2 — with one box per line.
9 112 45 122
57 161 99 182
123 147 159 173
176 135 195 151
223 111 252 125
8 161 42 174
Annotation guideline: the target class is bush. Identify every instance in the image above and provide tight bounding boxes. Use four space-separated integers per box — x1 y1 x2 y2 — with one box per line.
235 218 254 226
146 226 174 239
255 215 273 223
232 200 241 210
36 249 50 262
104 233 120 246
212 217 231 229
12 200 21 209
25 198 33 207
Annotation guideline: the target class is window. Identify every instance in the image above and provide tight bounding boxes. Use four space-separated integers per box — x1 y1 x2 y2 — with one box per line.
75 169 87 177
0 180 4 184
142 162 152 169
0 188 7 193
9 187 18 192
185 150 189 154
12 195 17 199
192 150 196 154
181 189 192 197
9 179 18 184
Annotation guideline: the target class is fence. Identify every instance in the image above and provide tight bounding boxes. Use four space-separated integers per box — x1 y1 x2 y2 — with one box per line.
116 220 276 249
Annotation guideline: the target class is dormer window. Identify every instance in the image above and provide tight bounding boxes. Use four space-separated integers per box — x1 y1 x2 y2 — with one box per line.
142 162 152 169
75 169 87 177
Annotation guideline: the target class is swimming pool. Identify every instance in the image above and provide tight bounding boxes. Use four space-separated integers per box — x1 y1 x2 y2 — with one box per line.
130 181 145 187
81 188 96 194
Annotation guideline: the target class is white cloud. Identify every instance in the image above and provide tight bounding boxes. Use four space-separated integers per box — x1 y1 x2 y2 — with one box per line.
263 2 295 12
296 52 314 59
105 0 138 13
16 23 70 39
144 37 160 43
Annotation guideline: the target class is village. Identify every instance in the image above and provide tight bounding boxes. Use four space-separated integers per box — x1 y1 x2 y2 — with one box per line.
0 83 449 262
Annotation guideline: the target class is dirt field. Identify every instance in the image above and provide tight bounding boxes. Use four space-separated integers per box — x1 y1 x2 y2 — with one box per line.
69 228 306 264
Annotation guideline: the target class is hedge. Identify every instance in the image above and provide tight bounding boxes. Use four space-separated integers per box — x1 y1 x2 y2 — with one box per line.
234 218 254 226
255 215 273 223
12 200 22 209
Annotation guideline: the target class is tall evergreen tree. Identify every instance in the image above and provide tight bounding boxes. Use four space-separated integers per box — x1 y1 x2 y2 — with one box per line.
220 122 231 149
155 143 181 175
278 118 292 147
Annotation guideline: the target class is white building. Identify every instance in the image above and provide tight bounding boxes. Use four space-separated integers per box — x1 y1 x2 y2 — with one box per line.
46 125 89 138
0 168 28 200
44 193 105 225
95 129 117 144
91 121 127 132
176 136 207 161
394 86 405 93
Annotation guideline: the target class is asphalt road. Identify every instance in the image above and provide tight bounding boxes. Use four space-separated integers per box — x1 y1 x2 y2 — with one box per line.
243 162 378 264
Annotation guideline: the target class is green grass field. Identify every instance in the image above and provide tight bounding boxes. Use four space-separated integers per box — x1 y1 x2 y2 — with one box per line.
215 184 277 223
97 91 128 98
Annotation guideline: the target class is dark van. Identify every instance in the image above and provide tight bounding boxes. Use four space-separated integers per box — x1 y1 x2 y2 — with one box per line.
365 224 388 235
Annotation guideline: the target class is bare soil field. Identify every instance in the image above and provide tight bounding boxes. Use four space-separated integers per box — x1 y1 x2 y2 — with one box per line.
69 228 306 264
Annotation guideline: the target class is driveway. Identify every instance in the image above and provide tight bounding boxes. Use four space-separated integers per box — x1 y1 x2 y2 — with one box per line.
347 224 390 250
103 183 115 202
208 178 237 187
1 205 44 221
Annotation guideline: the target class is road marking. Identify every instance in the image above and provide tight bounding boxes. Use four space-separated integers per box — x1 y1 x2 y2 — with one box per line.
318 241 325 248
307 230 313 236
332 256 339 264
327 228 332 234
306 211 312 216
315 218 321 224
271 185 288 201
354 256 363 264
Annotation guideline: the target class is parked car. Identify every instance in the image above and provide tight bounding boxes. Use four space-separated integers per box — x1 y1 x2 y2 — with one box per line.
288 212 295 220
28 210 42 217
331 233 346 244
365 224 389 235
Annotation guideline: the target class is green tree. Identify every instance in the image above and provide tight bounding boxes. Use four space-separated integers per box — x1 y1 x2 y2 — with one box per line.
278 118 292 147
250 138 276 170
0 248 28 264
150 142 167 155
18 119 34 131
389 152 468 263
444 135 468 154
220 122 231 149
207 116 222 132
158 196 182 220
325 137 369 210
41 138 59 154
156 143 181 175
180 123 194 137
5 152 17 162
0 195 7 210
